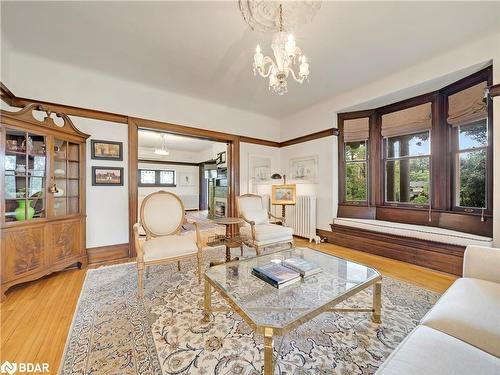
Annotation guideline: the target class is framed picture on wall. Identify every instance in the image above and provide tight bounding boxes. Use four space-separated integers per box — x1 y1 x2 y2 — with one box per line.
271 184 296 205
249 154 272 184
179 172 195 186
92 166 124 186
91 140 123 161
289 155 318 183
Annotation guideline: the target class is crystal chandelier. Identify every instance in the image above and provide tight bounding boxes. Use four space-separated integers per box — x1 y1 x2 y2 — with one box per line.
251 3 310 95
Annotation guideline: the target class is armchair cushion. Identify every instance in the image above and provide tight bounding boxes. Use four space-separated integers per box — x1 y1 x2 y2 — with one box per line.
241 223 293 242
420 277 500 357
244 209 269 225
375 325 500 375
142 235 198 262
463 245 500 283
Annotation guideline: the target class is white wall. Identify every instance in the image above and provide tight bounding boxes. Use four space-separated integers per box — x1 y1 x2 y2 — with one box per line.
138 162 199 209
279 137 335 231
1 49 281 142
74 118 129 249
239 143 281 197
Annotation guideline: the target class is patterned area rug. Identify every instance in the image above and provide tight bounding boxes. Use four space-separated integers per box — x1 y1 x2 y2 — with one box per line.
59 247 440 375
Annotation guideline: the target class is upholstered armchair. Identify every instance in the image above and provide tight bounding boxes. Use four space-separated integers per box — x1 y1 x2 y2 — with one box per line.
236 194 294 255
134 191 202 298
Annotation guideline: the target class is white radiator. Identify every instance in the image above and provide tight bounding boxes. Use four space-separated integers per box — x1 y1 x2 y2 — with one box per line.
270 195 317 241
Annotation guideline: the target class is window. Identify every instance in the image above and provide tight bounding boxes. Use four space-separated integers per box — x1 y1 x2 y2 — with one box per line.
454 120 488 209
140 170 156 185
344 141 368 202
159 170 175 185
385 131 430 205
138 169 176 187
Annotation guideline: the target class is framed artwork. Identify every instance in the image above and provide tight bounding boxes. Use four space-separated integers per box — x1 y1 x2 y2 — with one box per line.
179 172 195 186
91 140 123 161
271 184 296 205
249 154 272 183
92 166 124 186
289 155 318 183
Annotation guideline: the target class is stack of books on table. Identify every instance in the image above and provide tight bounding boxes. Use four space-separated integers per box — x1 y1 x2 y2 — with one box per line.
252 258 322 289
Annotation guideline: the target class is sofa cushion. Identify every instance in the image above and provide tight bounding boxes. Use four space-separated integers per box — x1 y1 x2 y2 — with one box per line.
142 235 198 262
333 218 493 247
240 224 293 242
375 325 500 375
420 277 500 357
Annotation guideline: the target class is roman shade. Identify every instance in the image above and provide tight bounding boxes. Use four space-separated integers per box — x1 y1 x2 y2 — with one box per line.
343 117 369 142
381 103 432 138
447 82 488 127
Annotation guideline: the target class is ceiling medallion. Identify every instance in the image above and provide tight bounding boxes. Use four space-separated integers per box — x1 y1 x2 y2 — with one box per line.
239 1 321 95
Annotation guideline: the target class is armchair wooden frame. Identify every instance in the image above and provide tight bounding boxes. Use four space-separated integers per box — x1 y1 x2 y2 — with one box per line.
134 191 202 298
237 194 294 255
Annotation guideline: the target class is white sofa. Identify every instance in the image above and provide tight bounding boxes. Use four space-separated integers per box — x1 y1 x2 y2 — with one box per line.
376 245 500 375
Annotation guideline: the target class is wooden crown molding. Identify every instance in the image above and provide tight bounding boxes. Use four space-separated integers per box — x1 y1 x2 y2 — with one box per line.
0 82 15 106
489 83 500 98
1 81 338 148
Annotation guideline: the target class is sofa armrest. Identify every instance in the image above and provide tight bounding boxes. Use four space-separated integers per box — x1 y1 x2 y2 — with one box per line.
463 245 500 283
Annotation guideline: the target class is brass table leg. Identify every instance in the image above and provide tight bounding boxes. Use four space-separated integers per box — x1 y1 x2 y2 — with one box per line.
203 279 212 323
372 281 382 323
263 327 274 375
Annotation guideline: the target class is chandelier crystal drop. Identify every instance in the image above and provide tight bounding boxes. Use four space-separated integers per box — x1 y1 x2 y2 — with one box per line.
251 3 311 95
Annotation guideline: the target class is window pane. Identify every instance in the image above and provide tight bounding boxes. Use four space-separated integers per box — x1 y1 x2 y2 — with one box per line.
345 141 366 161
459 120 487 150
386 158 430 204
140 170 156 184
387 131 430 158
457 150 486 208
345 162 367 201
160 170 174 185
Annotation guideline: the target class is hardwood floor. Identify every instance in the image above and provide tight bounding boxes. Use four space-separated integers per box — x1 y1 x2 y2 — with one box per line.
0 241 457 372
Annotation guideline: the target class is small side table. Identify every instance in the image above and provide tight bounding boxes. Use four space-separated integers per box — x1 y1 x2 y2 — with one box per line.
210 217 244 264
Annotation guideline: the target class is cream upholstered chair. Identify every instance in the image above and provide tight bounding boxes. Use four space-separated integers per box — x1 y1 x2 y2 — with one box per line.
237 194 294 255
133 191 202 298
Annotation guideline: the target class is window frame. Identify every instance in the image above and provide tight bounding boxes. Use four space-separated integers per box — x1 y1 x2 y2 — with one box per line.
383 130 431 209
138 169 176 187
444 71 493 215
450 117 491 215
338 111 374 206
344 140 369 204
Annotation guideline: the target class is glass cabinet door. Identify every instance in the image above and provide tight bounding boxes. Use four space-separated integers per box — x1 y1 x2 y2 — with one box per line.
53 139 80 217
4 128 47 222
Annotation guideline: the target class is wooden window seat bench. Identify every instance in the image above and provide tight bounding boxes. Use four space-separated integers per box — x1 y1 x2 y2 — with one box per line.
329 218 493 276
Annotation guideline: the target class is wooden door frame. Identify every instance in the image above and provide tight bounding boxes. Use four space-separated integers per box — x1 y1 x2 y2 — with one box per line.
128 117 240 257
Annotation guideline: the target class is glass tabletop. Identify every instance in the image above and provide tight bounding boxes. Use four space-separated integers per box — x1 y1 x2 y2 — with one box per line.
205 247 381 330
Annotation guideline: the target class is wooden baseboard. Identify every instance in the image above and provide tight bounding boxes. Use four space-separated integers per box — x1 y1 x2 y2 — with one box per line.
87 243 130 265
317 227 464 276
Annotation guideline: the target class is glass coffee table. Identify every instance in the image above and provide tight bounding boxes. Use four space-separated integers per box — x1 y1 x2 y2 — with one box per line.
204 247 382 375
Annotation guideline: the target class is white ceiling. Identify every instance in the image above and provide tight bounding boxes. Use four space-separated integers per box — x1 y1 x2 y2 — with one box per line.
138 129 215 152
2 1 499 119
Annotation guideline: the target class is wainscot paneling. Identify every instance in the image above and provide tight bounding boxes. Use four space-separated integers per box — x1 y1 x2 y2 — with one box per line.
87 243 130 265
318 227 464 276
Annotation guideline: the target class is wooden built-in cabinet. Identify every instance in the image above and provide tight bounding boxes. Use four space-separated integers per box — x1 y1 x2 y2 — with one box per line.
0 104 89 300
